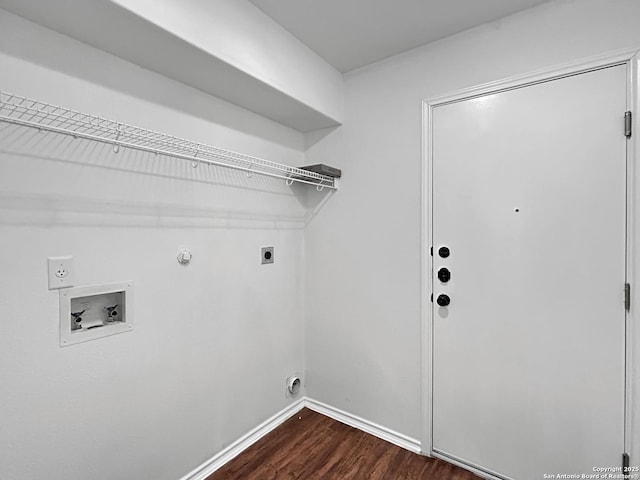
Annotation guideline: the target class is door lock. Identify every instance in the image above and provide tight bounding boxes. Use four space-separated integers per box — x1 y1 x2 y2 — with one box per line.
438 267 451 283
436 294 451 307
438 246 450 258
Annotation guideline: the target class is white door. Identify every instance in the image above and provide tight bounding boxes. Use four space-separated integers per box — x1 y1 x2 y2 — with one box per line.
431 65 627 479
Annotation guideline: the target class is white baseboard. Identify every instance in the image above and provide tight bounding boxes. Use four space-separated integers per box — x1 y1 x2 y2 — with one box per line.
180 397 422 480
179 398 306 480
303 398 422 454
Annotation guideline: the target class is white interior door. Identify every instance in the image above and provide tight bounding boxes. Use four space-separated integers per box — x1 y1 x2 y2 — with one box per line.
431 65 627 479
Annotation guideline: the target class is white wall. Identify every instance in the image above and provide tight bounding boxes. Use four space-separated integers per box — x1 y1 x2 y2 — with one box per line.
304 0 640 452
111 0 344 123
6 1 640 478
0 0 344 131
0 10 309 480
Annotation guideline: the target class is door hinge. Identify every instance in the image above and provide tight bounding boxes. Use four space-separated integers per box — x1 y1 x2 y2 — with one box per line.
625 111 632 138
623 452 630 470
625 283 631 311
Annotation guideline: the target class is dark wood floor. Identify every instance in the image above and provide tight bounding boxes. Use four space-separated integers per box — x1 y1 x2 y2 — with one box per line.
206 408 480 480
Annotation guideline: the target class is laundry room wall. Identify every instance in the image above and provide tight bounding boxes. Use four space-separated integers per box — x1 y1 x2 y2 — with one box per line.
304 0 640 454
110 0 345 123
0 9 311 480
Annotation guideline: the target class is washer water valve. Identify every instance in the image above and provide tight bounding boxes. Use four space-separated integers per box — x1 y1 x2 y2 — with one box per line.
177 249 193 265
104 305 119 323
71 310 85 331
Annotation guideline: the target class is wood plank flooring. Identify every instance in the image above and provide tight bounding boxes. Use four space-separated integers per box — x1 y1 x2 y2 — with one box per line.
206 408 480 480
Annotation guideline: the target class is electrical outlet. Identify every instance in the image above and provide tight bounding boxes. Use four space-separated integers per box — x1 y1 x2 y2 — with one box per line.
261 246 274 265
48 256 75 290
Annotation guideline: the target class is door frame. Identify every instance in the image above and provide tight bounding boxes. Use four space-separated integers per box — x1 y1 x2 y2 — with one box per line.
421 47 640 478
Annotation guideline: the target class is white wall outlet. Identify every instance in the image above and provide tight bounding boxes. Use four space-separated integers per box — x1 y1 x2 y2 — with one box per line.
261 246 274 265
48 256 75 290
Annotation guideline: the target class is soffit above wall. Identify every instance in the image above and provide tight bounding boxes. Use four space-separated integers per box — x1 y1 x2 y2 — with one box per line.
249 0 552 73
0 0 343 132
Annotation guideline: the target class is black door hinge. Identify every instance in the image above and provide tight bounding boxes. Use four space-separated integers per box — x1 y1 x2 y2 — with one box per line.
625 283 631 311
625 111 632 138
623 452 630 471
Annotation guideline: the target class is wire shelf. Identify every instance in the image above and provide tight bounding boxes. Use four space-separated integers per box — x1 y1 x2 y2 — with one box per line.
0 91 337 190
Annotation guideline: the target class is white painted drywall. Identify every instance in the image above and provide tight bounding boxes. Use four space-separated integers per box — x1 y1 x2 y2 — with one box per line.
0 10 309 480
0 0 344 131
111 0 344 123
304 0 640 458
6 1 640 477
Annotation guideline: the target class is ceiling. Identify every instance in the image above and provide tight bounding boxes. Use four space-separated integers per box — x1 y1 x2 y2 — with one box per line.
249 0 551 73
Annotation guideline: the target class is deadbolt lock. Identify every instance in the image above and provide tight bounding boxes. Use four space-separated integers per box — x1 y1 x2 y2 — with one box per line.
438 267 451 283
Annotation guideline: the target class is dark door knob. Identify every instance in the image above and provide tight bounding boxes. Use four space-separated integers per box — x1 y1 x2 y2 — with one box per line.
438 246 450 258
436 294 451 307
438 267 451 283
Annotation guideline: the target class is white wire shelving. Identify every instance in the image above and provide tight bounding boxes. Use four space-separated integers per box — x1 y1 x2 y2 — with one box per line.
0 91 338 190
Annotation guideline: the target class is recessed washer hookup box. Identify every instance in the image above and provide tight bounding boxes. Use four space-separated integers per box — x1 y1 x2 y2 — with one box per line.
300 164 342 178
